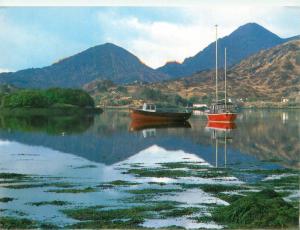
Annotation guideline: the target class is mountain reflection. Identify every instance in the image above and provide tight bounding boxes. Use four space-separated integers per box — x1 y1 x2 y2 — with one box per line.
0 110 298 168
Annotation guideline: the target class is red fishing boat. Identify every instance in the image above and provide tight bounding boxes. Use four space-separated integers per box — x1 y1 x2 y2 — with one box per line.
207 25 237 123
130 103 191 122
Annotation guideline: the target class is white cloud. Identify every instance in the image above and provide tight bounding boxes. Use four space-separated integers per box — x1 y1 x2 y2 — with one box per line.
96 6 299 68
0 68 11 73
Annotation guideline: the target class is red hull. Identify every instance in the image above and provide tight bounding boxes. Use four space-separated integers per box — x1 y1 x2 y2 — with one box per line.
207 113 237 122
207 122 236 130
130 109 191 121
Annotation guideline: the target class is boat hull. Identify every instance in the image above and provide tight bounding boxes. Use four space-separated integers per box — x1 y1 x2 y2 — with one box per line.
207 113 237 122
130 109 191 121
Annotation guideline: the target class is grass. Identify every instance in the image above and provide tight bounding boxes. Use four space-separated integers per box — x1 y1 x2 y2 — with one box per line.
28 200 71 206
0 197 14 203
212 189 299 228
47 187 96 193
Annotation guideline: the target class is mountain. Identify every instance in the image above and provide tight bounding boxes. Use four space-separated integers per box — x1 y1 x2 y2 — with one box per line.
153 39 300 101
0 43 169 88
157 23 293 78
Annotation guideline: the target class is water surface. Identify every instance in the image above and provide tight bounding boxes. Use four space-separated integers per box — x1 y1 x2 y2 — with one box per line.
0 109 299 228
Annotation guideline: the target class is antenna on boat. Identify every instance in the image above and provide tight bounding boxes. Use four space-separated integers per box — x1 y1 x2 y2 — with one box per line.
215 25 218 103
225 47 227 107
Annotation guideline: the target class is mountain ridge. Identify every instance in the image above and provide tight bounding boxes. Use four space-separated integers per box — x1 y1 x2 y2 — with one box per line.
0 43 169 88
157 23 296 78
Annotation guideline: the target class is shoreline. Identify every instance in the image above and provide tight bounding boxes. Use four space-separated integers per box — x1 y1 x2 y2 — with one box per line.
0 107 103 116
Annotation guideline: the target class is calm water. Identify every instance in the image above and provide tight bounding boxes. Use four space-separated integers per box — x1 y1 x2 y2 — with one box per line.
0 109 299 228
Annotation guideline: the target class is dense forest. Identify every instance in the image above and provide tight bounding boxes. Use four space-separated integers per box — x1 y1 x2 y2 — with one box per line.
0 88 95 108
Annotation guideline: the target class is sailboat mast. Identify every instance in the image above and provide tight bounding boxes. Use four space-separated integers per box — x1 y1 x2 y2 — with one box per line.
215 25 218 103
225 47 227 107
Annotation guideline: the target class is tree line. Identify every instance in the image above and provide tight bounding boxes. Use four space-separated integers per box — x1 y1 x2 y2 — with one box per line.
0 88 95 108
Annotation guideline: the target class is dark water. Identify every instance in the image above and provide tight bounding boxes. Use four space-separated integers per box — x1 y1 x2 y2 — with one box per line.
0 109 299 228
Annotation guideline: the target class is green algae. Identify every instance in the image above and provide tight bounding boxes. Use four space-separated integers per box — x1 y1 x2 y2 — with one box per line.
161 207 201 217
28 200 71 206
191 215 214 223
63 202 181 228
255 175 299 190
67 218 145 229
212 189 299 228
125 168 192 178
0 197 14 203
73 164 97 169
0 173 28 179
242 168 299 175
127 188 182 195
215 193 244 203
47 187 96 193
3 181 76 189
160 162 209 169
0 216 58 229
148 181 166 186
125 168 229 178
107 180 140 186
177 183 243 193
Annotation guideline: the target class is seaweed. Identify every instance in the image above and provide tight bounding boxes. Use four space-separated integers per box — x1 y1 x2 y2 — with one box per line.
212 189 299 228
28 200 71 206
0 197 15 203
47 187 96 193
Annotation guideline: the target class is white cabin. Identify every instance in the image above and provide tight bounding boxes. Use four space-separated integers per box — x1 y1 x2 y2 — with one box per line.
142 103 156 112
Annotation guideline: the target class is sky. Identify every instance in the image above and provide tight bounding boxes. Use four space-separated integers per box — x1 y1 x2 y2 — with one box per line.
0 1 299 72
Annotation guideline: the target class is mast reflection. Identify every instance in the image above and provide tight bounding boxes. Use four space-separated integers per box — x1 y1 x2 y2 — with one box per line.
206 122 237 168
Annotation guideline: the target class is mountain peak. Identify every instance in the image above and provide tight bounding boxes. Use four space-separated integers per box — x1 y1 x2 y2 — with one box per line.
158 22 285 78
230 22 281 39
0 42 169 88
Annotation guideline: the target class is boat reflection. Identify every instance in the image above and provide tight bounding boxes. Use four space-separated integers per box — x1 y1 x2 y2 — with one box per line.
206 121 237 168
129 120 191 132
129 120 191 138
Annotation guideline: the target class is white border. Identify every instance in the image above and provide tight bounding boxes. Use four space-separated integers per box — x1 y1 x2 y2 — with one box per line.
0 0 299 7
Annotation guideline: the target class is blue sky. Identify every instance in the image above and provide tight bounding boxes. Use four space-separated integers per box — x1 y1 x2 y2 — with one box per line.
0 3 299 72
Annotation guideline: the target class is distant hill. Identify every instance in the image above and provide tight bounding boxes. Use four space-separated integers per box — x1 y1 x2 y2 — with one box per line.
154 39 300 101
0 43 169 88
157 23 296 78
85 40 300 107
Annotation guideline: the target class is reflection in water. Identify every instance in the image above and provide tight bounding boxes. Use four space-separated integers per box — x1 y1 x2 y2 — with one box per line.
129 120 191 138
129 120 191 131
206 122 236 168
0 109 299 228
0 114 94 135
0 110 298 167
